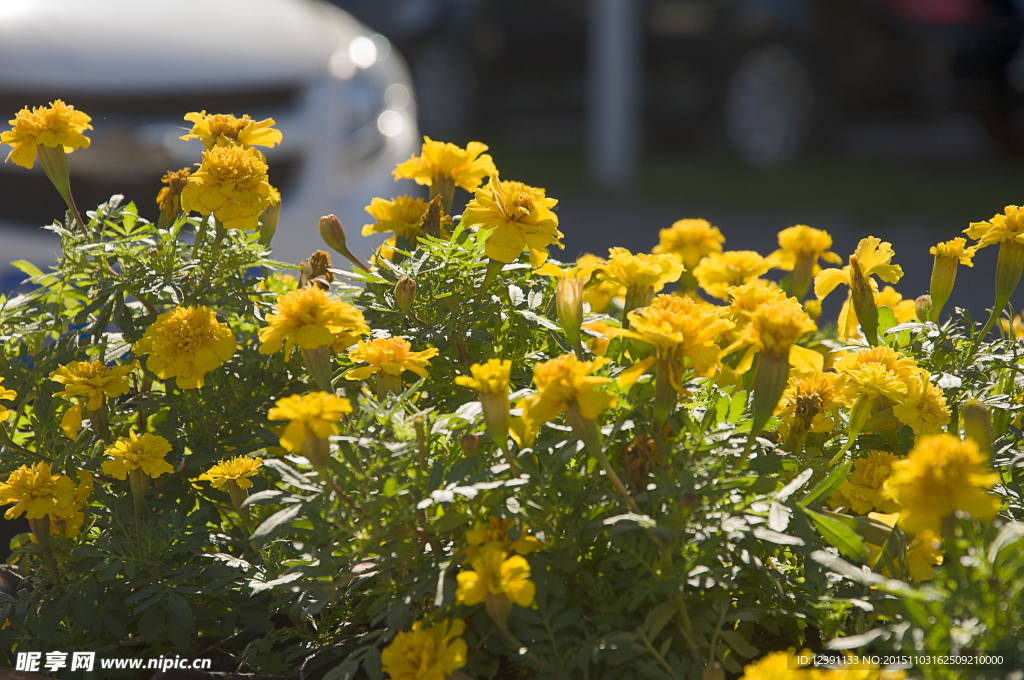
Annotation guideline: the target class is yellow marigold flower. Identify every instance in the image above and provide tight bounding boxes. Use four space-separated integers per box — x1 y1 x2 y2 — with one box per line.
135 306 237 389
102 431 175 480
652 218 725 270
965 205 1024 248
724 298 820 377
929 237 976 322
867 512 943 583
345 337 439 382
739 649 813 680
694 250 773 300
0 463 92 537
268 392 352 453
180 111 282 150
829 451 903 514
258 287 370 358
361 195 431 242
455 542 535 608
884 434 1000 535
455 359 510 395
743 301 816 357
198 456 263 490
393 136 496 193
930 237 976 265
462 175 564 265
49 359 136 411
775 371 855 438
156 167 191 221
771 225 841 272
0 377 17 423
1002 312 1024 338
464 516 543 562
600 247 685 295
380 618 468 680
892 371 950 435
832 346 919 403
620 294 734 389
577 253 626 313
516 355 616 444
2 100 91 169
582 320 625 356
814 236 903 302
179 145 280 232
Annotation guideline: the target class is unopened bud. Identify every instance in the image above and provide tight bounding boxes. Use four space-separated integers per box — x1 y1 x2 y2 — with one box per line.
680 491 698 510
702 662 725 680
461 433 480 455
319 214 347 254
556 277 584 348
915 294 933 323
395 277 417 314
963 400 992 455
319 214 370 272
802 298 821 321
849 255 879 345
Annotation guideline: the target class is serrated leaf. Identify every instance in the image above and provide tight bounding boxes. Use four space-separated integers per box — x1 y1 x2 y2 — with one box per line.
752 527 805 546
251 503 303 546
718 629 759 658
877 306 898 336
166 592 195 633
803 508 868 562
517 309 560 330
768 502 791 532
508 284 525 307
10 260 42 278
798 461 851 508
777 468 814 501
644 600 677 641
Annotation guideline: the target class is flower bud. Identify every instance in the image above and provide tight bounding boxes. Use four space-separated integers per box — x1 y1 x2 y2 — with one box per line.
963 400 992 455
319 215 371 272
915 294 932 323
702 662 725 680
461 433 480 455
318 214 347 254
802 298 821 321
395 277 417 314
556 277 584 349
849 255 879 345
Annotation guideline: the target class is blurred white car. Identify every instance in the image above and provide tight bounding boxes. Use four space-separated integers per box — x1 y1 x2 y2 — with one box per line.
0 0 418 290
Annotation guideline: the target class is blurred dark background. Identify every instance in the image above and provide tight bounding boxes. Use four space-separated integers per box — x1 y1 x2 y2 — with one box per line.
334 0 1024 315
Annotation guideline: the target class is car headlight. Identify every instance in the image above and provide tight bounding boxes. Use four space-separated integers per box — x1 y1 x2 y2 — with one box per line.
328 33 413 177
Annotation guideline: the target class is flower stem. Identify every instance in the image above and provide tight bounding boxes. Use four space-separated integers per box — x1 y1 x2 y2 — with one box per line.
195 219 227 296
564 401 641 515
27 516 62 585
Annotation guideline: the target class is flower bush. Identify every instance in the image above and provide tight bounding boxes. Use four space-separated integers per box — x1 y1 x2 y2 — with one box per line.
2 103 1024 680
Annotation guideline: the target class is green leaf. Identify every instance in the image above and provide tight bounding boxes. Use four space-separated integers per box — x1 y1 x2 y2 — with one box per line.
138 607 165 643
752 527 805 546
728 390 748 423
251 503 303 546
803 508 868 562
718 629 759 658
644 600 677 641
10 260 42 278
383 477 399 497
877 306 898 337
798 461 851 508
166 592 195 633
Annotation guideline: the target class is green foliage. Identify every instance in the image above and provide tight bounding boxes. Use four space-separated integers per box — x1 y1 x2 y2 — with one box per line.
1 196 1023 680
